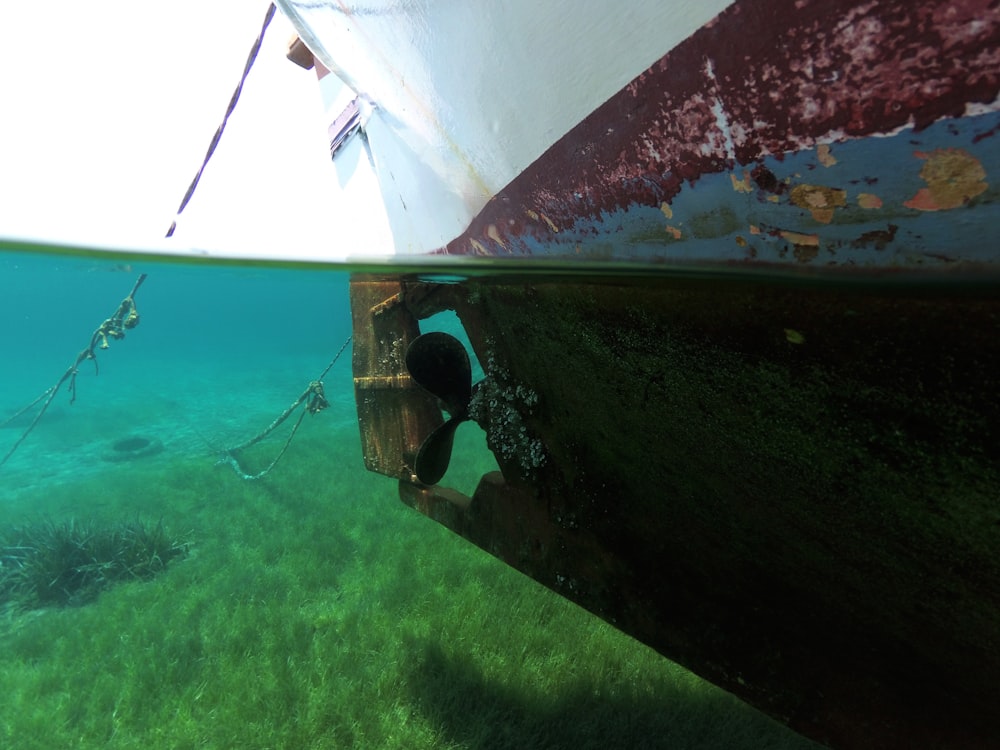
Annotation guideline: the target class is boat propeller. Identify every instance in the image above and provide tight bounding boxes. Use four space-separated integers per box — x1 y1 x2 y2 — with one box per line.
405 331 478 485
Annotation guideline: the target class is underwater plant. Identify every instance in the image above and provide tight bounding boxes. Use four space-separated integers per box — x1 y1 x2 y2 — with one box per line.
0 518 187 611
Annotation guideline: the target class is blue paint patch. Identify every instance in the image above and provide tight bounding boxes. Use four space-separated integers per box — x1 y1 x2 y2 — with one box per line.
516 110 1000 267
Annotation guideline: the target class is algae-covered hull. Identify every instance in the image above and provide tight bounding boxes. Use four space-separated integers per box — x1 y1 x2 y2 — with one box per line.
351 269 999 749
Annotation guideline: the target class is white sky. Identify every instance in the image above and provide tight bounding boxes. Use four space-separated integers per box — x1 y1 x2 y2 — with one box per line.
0 1 378 259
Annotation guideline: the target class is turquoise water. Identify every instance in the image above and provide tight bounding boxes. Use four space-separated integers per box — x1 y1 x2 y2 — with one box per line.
1 249 355 492
0 243 822 749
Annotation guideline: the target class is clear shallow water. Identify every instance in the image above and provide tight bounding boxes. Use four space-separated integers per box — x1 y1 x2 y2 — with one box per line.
1 247 356 493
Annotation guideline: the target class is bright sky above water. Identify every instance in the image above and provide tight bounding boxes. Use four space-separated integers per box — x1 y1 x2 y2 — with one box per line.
0 1 375 259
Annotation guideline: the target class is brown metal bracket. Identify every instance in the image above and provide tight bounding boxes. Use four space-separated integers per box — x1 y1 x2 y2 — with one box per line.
350 276 444 482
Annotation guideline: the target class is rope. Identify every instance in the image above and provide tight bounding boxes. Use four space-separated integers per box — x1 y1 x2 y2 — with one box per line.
2 7 345 481
1 274 148 468
218 335 352 479
165 3 277 238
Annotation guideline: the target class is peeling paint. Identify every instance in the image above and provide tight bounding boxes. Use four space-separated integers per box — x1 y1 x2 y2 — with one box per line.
486 224 507 251
857 192 883 209
660 202 674 219
904 148 988 211
790 184 847 223
731 171 754 193
468 238 489 255
665 225 683 239
817 144 837 167
705 58 739 163
538 212 559 232
444 0 1000 265
780 229 821 262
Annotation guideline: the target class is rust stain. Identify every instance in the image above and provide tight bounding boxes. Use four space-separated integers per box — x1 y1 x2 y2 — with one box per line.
665 225 683 239
789 184 847 223
752 165 786 195
849 224 899 250
817 144 837 167
903 148 988 211
857 193 883 209
731 171 754 193
735 235 748 247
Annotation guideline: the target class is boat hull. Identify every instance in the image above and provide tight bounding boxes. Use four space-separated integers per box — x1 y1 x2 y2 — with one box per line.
283 1 1000 745
284 0 1000 267
444 0 1000 267
364 270 999 749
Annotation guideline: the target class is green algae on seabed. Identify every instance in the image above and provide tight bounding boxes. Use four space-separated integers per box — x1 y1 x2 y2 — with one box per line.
0 518 187 610
0 424 820 750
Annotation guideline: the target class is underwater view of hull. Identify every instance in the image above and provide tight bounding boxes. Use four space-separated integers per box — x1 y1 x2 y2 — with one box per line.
351 268 1000 749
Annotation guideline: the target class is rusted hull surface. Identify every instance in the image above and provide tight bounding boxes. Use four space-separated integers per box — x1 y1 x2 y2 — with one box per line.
445 0 1000 267
389 273 999 749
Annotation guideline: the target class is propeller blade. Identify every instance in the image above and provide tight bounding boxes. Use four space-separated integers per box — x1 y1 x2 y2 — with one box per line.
414 415 465 485
405 332 472 415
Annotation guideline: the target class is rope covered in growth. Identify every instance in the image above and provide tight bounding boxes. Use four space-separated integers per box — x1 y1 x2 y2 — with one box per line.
0 274 148 467
218 335 352 480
